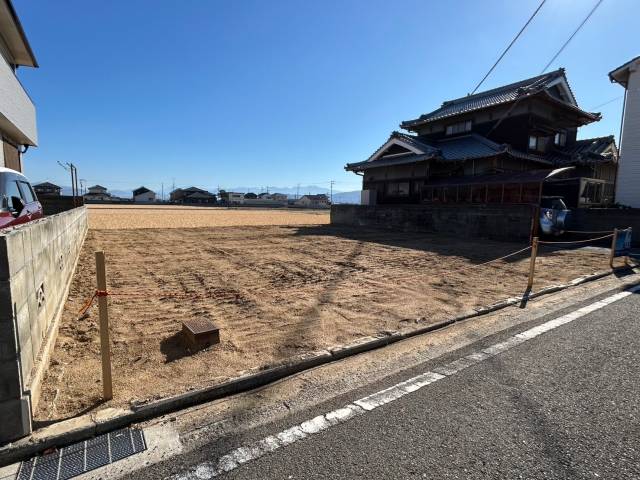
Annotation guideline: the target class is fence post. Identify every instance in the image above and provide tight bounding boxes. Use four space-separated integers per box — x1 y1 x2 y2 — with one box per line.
609 228 618 269
95 251 113 400
527 237 539 290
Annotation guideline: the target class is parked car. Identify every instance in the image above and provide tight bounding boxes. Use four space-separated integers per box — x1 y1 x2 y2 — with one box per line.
0 167 43 229
539 196 570 236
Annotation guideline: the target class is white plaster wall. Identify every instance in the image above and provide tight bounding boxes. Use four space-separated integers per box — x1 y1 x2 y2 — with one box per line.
0 54 37 146
617 61 640 207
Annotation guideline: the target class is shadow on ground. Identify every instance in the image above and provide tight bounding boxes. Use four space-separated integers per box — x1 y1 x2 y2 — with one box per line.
291 224 533 264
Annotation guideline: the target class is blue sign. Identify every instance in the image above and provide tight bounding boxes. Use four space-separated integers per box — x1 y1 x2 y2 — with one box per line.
614 228 632 257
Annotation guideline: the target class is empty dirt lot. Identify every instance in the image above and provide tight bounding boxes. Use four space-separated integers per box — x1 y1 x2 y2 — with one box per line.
36 206 615 421
86 204 330 229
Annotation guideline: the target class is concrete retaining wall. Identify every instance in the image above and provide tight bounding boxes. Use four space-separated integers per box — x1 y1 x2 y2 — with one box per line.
0 207 88 443
573 208 640 246
331 204 535 242
39 196 84 216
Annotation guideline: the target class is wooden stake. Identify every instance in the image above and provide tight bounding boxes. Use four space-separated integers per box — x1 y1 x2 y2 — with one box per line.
95 251 113 400
609 228 618 269
527 237 539 290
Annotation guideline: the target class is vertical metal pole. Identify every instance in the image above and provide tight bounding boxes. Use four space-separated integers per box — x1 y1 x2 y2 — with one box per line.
527 237 539 290
609 228 618 269
95 251 113 400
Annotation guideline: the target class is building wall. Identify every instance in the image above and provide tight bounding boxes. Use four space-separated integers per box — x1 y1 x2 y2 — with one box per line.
0 207 88 442
0 52 37 148
134 191 156 203
331 204 534 242
616 61 640 207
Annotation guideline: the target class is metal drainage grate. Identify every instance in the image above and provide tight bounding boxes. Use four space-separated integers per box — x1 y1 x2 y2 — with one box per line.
18 428 146 480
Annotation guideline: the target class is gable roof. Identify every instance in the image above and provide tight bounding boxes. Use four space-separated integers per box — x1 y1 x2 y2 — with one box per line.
400 69 598 130
346 132 551 172
89 184 107 190
609 56 640 88
33 181 60 189
553 136 617 165
133 186 153 196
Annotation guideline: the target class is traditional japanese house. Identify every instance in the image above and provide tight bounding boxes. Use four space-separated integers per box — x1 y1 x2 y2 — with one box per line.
346 69 617 208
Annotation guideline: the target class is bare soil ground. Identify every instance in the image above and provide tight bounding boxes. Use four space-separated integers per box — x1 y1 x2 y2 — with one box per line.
87 204 330 229
36 207 613 421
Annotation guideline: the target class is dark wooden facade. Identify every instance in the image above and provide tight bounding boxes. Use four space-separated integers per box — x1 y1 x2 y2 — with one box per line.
347 69 618 208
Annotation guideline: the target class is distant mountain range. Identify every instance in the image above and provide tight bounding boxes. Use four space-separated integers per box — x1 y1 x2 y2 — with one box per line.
55 185 361 204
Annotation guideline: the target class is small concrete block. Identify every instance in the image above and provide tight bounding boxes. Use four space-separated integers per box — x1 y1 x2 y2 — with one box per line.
182 319 220 352
0 396 32 443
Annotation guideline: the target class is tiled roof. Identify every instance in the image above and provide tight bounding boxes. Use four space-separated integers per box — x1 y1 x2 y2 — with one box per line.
437 134 504 161
346 133 551 172
553 135 617 165
33 181 60 189
400 69 598 129
133 187 152 195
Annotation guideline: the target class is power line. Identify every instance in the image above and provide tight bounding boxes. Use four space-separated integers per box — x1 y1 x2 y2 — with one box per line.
589 95 623 111
540 0 604 74
470 0 546 95
487 0 605 140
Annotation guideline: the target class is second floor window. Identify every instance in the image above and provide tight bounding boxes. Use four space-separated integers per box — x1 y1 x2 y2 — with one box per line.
529 135 546 151
554 132 567 146
446 120 472 136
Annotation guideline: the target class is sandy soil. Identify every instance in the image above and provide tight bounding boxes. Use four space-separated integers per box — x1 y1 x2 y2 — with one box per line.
87 204 330 229
36 208 613 422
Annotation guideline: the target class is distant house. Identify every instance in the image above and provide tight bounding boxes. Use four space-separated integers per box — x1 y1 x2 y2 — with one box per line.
244 192 258 199
226 192 245 204
33 182 61 197
133 186 156 203
170 186 216 204
296 194 330 208
84 185 111 201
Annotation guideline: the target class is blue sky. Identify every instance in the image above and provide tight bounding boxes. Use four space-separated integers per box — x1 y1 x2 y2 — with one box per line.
17 0 639 194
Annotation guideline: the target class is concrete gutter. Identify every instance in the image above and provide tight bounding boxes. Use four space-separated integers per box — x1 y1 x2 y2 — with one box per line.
1 266 638 467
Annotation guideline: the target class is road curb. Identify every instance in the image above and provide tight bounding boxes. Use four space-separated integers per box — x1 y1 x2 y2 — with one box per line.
1 266 638 467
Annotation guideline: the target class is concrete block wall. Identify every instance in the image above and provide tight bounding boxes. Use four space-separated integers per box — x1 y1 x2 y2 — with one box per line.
331 204 534 242
572 209 640 246
0 207 88 443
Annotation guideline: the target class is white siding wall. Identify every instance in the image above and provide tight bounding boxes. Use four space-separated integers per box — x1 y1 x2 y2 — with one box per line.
617 61 640 207
0 54 37 146
134 191 156 202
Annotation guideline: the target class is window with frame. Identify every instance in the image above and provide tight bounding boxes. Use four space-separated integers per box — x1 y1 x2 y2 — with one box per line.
529 135 547 151
4 180 23 211
385 182 410 197
19 181 36 203
445 120 472 136
554 131 567 146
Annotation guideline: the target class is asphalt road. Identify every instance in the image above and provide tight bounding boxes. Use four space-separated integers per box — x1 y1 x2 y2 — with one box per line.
129 289 640 479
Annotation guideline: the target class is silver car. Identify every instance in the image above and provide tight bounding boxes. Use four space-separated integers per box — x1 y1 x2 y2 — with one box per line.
539 196 570 236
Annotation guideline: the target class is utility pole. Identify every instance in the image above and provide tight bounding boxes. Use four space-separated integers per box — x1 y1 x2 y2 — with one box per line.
330 180 335 204
161 182 164 202
296 183 300 200
57 161 79 206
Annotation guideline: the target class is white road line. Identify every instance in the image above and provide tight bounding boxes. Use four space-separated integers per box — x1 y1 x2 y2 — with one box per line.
172 285 640 480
